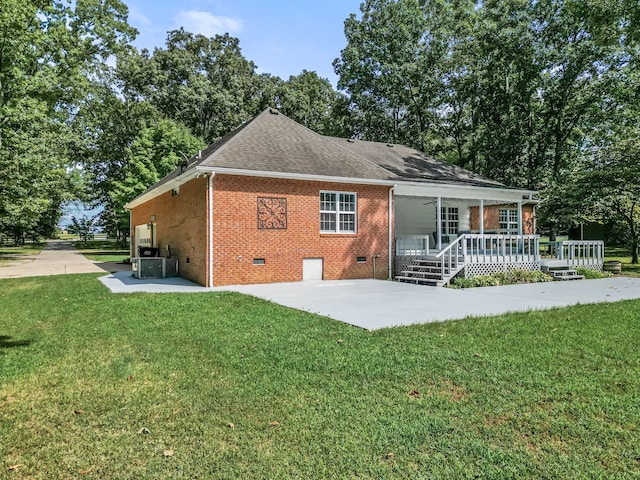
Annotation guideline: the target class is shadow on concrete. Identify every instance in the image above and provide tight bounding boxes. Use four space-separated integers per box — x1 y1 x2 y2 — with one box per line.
99 271 211 293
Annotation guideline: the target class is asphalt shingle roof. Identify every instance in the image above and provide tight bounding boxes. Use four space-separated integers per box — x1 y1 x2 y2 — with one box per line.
197 108 392 180
133 108 512 203
327 137 504 188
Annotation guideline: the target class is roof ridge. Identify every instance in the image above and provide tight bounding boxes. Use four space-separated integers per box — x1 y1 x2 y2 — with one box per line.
193 109 273 166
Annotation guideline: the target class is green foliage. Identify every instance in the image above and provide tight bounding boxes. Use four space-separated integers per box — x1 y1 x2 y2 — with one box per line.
67 216 95 242
451 269 553 288
335 0 639 190
0 0 136 242
576 267 612 279
121 29 261 144
276 70 347 135
1 274 639 477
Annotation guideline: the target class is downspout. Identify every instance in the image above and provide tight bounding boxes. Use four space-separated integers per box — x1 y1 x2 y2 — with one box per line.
208 173 214 287
388 185 395 279
129 209 133 258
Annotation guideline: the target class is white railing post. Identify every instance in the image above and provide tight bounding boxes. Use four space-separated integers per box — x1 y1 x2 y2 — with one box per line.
555 240 604 267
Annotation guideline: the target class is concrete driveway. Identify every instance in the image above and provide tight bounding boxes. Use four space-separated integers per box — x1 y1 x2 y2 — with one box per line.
220 277 640 329
0 240 129 279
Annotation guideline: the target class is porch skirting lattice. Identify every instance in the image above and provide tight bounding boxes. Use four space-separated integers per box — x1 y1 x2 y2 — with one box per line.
462 261 540 278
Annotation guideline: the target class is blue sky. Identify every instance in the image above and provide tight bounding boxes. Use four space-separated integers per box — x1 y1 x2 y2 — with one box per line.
124 0 363 86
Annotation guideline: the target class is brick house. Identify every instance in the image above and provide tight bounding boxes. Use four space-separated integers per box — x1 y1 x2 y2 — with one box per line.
127 108 547 287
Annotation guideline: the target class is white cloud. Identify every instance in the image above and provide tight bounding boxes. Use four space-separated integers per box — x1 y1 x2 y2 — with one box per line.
174 10 243 37
128 5 152 27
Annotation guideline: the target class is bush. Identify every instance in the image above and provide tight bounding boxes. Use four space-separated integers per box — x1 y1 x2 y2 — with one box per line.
450 269 553 288
576 267 612 279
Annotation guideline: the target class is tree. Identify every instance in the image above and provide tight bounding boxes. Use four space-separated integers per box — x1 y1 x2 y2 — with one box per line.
334 0 455 151
68 215 95 242
0 0 136 241
123 29 262 144
276 70 344 135
334 0 639 191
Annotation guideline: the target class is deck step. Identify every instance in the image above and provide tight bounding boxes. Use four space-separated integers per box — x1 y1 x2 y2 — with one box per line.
395 276 439 286
547 267 585 281
401 265 451 274
399 272 444 280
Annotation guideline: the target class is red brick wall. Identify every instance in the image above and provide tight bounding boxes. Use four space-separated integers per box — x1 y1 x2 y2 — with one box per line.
130 177 209 286
470 204 535 234
212 175 392 286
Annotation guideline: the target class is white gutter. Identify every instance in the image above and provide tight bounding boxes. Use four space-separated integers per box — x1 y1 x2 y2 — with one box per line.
208 173 214 287
388 185 395 279
195 166 397 186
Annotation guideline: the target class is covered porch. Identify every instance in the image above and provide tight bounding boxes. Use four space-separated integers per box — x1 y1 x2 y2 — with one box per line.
392 182 603 286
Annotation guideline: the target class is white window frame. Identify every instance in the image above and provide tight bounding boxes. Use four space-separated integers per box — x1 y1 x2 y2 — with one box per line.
320 191 357 234
440 207 459 235
499 208 519 234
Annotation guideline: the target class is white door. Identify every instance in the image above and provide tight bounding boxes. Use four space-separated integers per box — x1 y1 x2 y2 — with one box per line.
303 258 323 281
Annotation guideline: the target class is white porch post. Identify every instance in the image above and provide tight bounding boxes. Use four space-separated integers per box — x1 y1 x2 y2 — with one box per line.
479 199 484 235
436 196 442 250
517 201 523 235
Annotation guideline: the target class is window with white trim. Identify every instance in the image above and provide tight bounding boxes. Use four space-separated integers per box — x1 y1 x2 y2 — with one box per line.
320 191 356 233
499 208 519 233
440 207 459 235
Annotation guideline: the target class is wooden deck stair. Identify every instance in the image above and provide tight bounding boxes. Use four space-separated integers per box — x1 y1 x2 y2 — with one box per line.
541 261 585 281
395 256 465 287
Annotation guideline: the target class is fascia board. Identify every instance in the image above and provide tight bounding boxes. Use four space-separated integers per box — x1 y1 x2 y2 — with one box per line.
394 182 537 202
125 169 201 209
195 166 397 186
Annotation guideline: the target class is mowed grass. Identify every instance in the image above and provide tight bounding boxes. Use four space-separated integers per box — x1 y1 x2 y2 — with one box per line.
75 240 129 263
1 275 639 478
0 243 45 266
606 246 640 277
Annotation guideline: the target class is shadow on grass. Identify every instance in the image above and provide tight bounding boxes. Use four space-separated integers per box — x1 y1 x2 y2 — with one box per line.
0 335 32 350
95 261 131 274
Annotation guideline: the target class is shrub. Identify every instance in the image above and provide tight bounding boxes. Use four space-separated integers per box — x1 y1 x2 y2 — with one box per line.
450 269 552 288
576 267 612 279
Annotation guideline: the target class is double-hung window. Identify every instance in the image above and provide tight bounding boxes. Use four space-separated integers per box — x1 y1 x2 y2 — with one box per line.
320 191 356 233
499 208 519 233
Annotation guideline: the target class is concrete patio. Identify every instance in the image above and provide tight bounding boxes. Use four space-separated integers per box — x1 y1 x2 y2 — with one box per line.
99 271 640 330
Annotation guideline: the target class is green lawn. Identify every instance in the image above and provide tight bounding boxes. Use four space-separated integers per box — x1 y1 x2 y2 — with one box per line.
605 246 640 276
1 275 639 478
0 243 45 267
75 240 129 263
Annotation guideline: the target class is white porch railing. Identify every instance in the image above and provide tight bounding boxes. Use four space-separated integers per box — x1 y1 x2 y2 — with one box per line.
555 240 604 266
395 234 540 263
463 234 540 263
434 234 466 283
395 235 430 256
